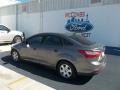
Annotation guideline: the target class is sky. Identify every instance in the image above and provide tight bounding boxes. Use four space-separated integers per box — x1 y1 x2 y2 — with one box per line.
0 0 28 7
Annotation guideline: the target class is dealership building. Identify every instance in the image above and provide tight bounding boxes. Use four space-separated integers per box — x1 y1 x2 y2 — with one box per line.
0 0 120 50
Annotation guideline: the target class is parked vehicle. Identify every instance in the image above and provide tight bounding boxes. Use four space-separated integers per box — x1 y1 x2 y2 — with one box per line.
0 25 25 44
11 33 106 80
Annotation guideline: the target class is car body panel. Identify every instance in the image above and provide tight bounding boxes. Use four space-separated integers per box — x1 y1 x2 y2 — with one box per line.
11 33 106 75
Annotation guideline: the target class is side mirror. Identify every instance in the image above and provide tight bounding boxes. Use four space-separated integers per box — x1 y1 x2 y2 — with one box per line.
25 40 28 44
7 29 10 33
24 40 30 48
22 39 28 44
22 40 26 44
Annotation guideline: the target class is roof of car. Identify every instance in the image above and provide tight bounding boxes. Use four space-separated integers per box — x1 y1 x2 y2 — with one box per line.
33 32 68 37
28 32 84 41
34 32 80 37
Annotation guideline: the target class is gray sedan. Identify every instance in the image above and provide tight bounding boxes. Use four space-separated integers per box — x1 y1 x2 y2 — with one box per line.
11 33 106 80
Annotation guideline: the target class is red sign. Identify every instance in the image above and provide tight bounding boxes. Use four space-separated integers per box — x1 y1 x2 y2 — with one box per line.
65 12 85 17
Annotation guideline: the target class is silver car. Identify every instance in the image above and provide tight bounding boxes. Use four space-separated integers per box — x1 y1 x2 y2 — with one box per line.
11 33 106 80
0 25 25 44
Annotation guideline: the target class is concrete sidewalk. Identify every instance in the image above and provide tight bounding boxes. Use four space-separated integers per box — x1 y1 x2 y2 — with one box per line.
0 82 10 90
0 65 55 90
0 45 55 90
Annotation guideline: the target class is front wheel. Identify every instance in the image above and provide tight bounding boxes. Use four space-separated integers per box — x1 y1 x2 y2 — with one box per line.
57 61 77 80
13 36 22 44
11 50 20 62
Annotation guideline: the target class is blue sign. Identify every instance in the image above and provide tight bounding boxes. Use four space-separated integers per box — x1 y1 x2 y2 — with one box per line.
65 12 94 33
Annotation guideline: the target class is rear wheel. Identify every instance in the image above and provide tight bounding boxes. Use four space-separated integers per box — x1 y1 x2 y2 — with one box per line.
57 61 77 80
13 36 22 44
11 50 20 62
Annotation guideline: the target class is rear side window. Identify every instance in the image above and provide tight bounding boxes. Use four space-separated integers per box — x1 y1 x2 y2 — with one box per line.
70 35 94 45
42 35 62 46
62 38 73 46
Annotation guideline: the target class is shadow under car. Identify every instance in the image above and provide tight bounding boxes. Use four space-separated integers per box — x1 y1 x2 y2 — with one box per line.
1 55 93 85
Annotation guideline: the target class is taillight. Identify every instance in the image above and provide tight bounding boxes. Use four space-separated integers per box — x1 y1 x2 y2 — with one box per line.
79 49 102 58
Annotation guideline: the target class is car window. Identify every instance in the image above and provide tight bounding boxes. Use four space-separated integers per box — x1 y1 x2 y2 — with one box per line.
70 35 95 45
42 35 62 46
62 38 73 46
0 25 9 31
27 35 43 45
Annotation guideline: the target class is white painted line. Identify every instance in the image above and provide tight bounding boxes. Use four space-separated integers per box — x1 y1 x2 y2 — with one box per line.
0 65 56 90
0 45 11 52
8 76 27 85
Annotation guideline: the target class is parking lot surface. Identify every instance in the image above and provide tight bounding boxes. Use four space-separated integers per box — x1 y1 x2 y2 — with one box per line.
0 45 120 90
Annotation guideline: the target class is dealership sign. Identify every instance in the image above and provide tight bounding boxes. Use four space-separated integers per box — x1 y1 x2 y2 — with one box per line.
65 12 94 33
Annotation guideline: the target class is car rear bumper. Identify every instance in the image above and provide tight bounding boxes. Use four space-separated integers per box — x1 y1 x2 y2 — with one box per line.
75 55 106 75
77 62 106 76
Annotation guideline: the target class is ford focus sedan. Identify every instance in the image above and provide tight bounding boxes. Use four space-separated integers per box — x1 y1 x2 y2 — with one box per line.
11 33 106 80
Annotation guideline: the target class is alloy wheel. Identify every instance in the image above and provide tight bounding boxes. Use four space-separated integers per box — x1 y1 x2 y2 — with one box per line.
12 50 19 62
59 64 73 79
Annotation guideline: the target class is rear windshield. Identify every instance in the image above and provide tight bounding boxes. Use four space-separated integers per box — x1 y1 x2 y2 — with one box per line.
69 35 95 45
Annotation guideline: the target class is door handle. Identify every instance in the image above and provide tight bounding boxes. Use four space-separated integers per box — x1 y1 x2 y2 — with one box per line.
33 48 37 50
54 49 58 52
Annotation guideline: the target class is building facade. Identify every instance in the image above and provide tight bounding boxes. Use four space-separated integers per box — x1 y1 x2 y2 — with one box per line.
0 0 120 47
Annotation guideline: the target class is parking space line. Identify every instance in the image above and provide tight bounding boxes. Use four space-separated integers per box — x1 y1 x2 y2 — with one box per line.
8 76 26 86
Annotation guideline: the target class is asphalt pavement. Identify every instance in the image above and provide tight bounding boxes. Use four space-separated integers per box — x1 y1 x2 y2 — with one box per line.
0 45 120 90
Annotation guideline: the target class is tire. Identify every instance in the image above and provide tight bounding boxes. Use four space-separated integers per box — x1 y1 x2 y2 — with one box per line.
13 36 22 44
11 49 20 62
57 61 77 80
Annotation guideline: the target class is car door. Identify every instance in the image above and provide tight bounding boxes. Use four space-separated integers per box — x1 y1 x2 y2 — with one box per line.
0 25 9 42
20 35 44 62
36 35 63 66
